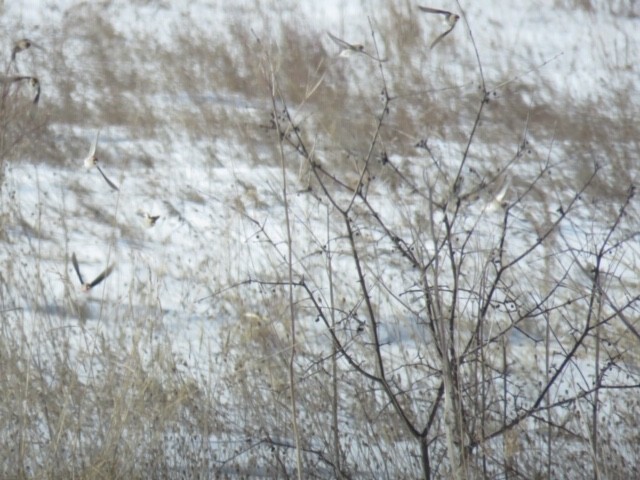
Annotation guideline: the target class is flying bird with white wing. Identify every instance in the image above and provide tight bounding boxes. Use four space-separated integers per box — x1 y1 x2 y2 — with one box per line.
82 130 120 191
71 253 115 292
327 32 387 62
10 38 44 61
418 6 460 49
0 76 40 104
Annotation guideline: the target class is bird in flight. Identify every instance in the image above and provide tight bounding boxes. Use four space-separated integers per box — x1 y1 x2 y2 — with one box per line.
140 212 161 227
326 32 386 62
0 76 40 104
418 6 460 49
11 38 44 61
83 130 120 191
71 253 115 292
484 176 511 212
25 77 40 104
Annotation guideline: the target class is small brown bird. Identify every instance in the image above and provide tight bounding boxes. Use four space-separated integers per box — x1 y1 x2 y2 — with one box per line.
418 6 460 49
0 76 40 104
327 32 387 62
71 253 115 292
11 38 44 61
83 130 120 191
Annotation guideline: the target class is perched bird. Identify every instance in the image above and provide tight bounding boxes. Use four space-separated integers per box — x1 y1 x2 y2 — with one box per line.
83 130 120 191
0 75 40 104
71 253 115 292
326 32 386 62
11 38 44 61
418 6 460 49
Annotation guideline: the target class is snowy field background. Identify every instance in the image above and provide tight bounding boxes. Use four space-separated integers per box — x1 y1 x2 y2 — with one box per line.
0 0 639 478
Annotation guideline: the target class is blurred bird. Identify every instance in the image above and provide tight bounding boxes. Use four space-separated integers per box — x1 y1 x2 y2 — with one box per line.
418 6 460 49
140 212 160 227
26 77 40 104
0 76 41 104
326 32 386 62
11 38 44 61
485 176 511 212
71 253 115 292
83 130 120 191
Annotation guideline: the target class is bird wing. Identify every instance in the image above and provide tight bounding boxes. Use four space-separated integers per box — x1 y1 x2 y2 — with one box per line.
29 40 45 51
418 6 452 16
361 51 388 62
430 24 456 49
31 78 40 105
327 31 385 61
88 264 115 289
95 164 120 191
493 177 511 203
88 130 100 158
327 31 354 50
71 253 84 285
0 76 30 85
